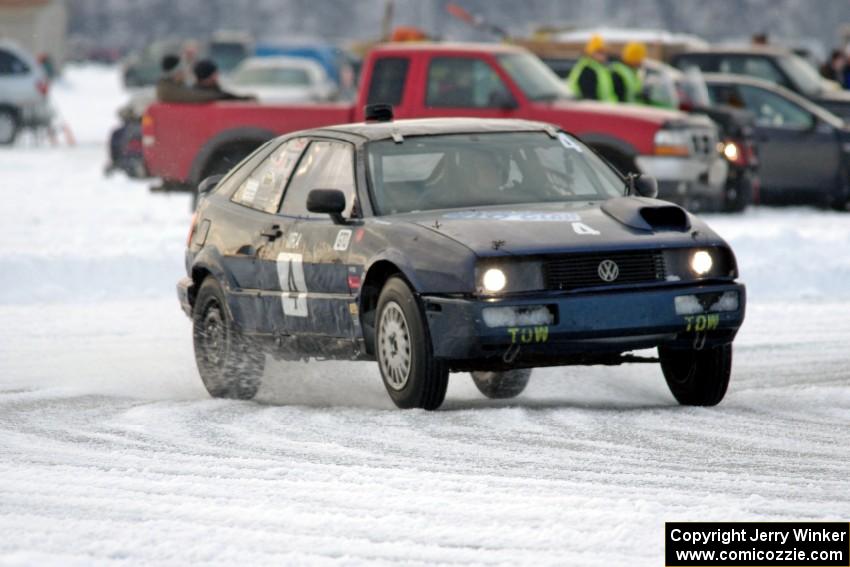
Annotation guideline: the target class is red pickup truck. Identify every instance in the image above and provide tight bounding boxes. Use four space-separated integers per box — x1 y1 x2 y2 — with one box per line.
143 43 727 208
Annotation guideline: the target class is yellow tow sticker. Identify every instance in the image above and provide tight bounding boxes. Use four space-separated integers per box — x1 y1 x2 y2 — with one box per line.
507 326 549 344
684 314 720 332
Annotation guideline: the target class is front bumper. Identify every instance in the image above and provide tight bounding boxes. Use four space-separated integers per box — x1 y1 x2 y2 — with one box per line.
635 154 728 211
423 282 745 368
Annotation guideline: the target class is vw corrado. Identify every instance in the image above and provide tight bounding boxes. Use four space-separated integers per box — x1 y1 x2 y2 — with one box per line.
179 114 746 410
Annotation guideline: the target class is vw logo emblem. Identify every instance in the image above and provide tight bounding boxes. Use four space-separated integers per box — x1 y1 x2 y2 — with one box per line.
598 259 619 282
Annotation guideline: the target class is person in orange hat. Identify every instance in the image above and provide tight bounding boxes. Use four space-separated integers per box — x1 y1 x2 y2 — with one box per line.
566 34 617 103
610 42 647 103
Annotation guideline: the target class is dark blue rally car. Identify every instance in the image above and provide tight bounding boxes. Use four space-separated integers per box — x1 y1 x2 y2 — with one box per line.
179 111 746 410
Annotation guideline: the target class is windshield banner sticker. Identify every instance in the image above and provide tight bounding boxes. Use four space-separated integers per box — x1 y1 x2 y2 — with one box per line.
442 211 582 222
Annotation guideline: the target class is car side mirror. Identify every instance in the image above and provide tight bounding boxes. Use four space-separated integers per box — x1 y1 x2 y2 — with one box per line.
630 174 659 199
306 189 347 224
198 174 224 195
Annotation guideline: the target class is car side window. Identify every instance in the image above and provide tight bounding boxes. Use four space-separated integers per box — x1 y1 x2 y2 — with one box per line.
739 85 814 129
707 84 746 109
366 57 409 106
0 49 29 75
425 57 513 108
280 140 356 218
232 138 308 213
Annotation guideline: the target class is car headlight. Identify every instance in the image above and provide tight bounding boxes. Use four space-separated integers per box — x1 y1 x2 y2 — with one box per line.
482 268 506 293
663 247 737 281
690 250 714 275
654 129 692 157
476 261 544 295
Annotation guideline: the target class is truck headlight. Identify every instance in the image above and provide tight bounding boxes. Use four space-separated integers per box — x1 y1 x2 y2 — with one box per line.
654 129 691 157
482 268 506 293
691 250 713 275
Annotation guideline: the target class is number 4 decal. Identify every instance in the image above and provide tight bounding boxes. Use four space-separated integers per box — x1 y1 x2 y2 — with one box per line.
276 252 308 317
572 222 600 235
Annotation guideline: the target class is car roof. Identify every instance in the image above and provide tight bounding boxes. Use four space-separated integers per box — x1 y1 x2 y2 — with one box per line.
238 56 323 70
310 117 557 142
702 72 845 126
676 46 792 58
370 42 525 55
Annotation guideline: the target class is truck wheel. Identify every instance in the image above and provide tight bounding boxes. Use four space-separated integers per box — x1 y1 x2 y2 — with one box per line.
471 369 531 399
658 344 732 406
724 171 753 213
0 109 19 145
831 167 850 212
192 277 264 400
376 276 448 410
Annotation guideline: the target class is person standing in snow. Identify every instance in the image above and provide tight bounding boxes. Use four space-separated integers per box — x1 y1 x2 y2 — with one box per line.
566 34 617 103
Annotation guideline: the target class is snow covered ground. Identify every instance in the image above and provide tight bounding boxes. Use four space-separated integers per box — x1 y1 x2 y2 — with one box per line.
0 66 848 566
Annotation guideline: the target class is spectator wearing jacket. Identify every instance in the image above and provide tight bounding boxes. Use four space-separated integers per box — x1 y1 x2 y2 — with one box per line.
566 35 617 103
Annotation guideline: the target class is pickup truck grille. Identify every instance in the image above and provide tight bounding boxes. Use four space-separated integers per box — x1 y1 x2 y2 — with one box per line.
543 251 666 290
691 130 717 157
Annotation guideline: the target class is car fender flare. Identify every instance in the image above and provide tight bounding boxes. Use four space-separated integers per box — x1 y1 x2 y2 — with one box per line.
188 127 277 185
189 247 240 295
363 250 424 293
188 248 253 325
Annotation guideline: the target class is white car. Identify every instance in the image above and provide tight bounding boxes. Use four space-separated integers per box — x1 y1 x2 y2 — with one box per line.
0 40 52 145
222 56 337 103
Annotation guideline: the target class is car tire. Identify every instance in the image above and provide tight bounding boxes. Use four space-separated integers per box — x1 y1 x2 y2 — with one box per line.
192 276 264 400
471 369 531 399
376 276 448 410
0 109 19 146
658 344 732 406
831 166 850 212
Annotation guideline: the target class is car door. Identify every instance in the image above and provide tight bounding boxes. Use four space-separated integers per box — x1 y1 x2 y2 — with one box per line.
220 138 309 334
417 55 518 118
736 84 839 194
0 48 35 107
259 138 359 341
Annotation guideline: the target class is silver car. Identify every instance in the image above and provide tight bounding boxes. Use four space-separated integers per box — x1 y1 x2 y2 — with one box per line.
222 56 338 103
0 40 52 145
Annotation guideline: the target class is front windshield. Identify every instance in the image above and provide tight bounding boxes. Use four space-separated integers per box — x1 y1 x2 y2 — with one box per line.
779 54 824 96
366 132 624 215
210 44 248 73
232 66 312 86
497 53 573 101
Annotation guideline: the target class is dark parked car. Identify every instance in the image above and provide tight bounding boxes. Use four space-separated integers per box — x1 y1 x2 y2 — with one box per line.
178 114 746 410
704 73 850 210
671 47 850 121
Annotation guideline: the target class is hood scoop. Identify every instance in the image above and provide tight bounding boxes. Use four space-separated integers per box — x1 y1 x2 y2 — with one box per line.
601 197 691 232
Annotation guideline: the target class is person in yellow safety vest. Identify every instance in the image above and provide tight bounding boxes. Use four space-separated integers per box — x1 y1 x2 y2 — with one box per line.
566 34 617 103
610 42 647 104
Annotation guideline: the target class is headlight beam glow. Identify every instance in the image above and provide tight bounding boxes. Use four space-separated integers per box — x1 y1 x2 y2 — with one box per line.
482 268 507 292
